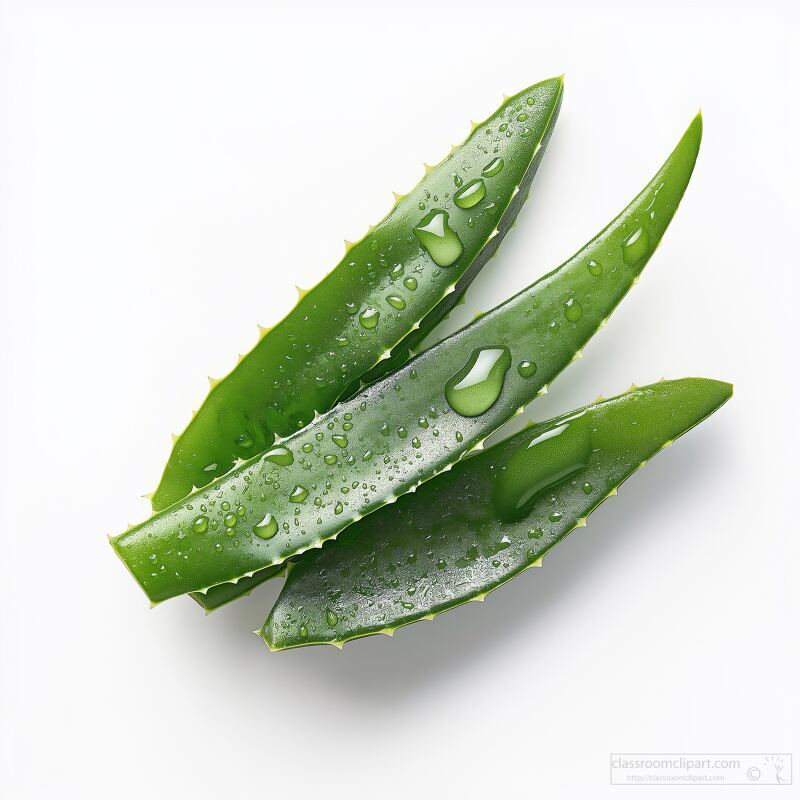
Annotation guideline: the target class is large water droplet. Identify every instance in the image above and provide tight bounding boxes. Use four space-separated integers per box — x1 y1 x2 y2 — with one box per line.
493 416 592 521
386 294 406 310
264 446 294 466
453 178 486 209
253 513 278 539
359 307 380 329
191 515 208 533
482 157 504 177
622 226 650 267
445 346 512 417
563 298 583 322
289 485 308 503
332 434 348 448
223 512 238 529
517 360 537 378
403 277 418 291
413 209 463 267
587 259 603 277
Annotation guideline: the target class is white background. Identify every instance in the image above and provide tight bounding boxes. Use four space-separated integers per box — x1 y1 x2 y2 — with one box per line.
2 1 798 798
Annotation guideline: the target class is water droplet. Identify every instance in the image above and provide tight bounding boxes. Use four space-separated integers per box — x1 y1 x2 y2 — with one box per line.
359 307 380 329
526 97 536 106
332 434 348 448
299 624 308 638
587 259 603 277
334 502 343 515
582 481 593 494
412 437 421 448
456 431 464 442
264 446 294 466
326 608 338 627
386 294 406 310
528 527 544 539
517 360 537 378
302 442 314 453
549 511 563 522
253 513 278 539
324 454 338 465
362 449 373 461
413 209 463 267
289 485 308 503
403 277 418 291
335 336 349 347
453 173 463 187
622 226 650 267
223 512 238 529
191 515 208 533
397 426 408 438
453 178 486 209
482 157 504 177
221 501 230 511
237 432 253 448
563 298 583 322
380 422 390 436
445 346 511 417
493 416 592 521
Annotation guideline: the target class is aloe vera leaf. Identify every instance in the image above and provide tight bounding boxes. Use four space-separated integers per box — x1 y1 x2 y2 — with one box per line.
262 378 731 649
110 114 702 604
150 78 564 513
188 565 284 612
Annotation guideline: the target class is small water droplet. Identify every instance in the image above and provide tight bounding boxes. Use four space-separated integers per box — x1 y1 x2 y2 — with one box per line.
517 360 537 378
253 513 278 539
326 608 338 627
453 174 463 187
397 426 408 439
445 346 511 417
587 259 603 277
548 511 562 522
192 515 208 533
332 434 348 448
302 443 313 453
482 157 504 177
412 437 421 448
582 481 593 494
299 624 308 638
456 431 464 442
622 226 650 267
264 446 294 466
359 307 380 329
563 298 583 322
223 512 238 529
324 454 338 465
221 501 230 511
289 485 308 503
334 502 343 515
413 209 463 267
236 432 253 448
528 527 544 539
453 178 486 209
386 294 406 310
403 277 418 291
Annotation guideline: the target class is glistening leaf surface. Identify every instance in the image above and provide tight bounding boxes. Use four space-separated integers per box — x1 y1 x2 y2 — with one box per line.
151 78 564 512
263 378 731 649
111 115 702 603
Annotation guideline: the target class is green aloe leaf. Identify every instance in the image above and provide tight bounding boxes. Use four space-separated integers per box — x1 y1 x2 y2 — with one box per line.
262 378 731 649
111 114 701 604
150 77 564 513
